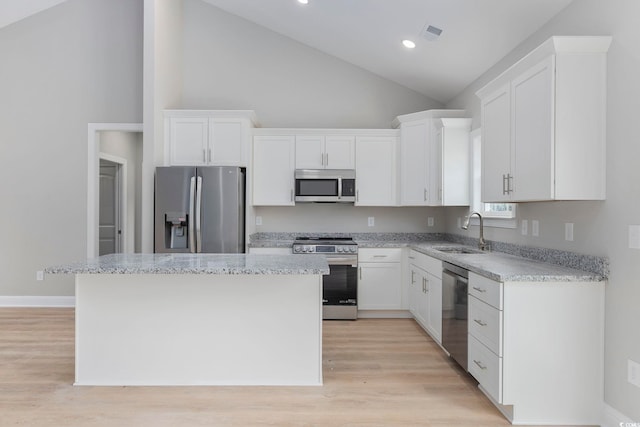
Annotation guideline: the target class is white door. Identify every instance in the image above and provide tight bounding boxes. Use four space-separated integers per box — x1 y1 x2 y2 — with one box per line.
511 56 555 201
295 136 324 169
253 136 296 206
400 121 428 205
169 117 209 165
481 84 512 202
99 160 122 255
324 136 355 169
355 136 397 206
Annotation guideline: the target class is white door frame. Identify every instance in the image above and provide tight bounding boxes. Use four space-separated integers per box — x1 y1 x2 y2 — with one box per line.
88 123 143 258
99 154 127 254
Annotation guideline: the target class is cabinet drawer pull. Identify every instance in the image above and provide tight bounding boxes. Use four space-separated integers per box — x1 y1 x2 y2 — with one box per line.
472 286 487 293
372 255 387 258
473 359 487 370
473 319 487 327
408 256 415 260
411 270 415 284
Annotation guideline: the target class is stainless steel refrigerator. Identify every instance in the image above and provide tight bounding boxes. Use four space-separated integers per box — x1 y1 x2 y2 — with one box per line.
154 166 246 253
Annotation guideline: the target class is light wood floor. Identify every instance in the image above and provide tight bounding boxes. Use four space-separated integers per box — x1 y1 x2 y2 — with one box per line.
0 308 575 426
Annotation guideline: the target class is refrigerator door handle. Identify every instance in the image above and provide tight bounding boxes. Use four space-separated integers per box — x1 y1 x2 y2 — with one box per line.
189 176 197 253
195 176 203 253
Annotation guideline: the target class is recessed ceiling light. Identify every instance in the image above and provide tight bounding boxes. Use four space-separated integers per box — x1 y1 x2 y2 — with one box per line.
402 39 416 49
298 0 309 4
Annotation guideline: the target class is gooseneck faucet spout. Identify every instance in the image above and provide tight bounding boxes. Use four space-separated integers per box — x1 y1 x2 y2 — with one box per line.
462 211 488 251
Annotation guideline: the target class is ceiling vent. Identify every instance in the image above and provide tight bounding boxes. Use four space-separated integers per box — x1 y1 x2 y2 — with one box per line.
421 24 443 41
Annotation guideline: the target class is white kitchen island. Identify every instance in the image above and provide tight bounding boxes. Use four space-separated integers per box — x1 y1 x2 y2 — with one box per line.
46 253 329 386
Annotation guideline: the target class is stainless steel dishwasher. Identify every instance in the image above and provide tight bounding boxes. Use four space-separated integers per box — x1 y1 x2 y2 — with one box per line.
441 262 469 370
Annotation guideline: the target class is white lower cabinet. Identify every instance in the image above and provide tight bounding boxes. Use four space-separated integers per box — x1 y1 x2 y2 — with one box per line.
357 248 402 312
408 250 442 343
467 271 605 425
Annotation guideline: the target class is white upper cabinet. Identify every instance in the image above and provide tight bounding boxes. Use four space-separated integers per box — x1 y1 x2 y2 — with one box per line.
164 110 257 167
435 118 472 206
252 135 295 206
394 110 470 206
477 36 611 202
355 135 398 206
295 135 355 170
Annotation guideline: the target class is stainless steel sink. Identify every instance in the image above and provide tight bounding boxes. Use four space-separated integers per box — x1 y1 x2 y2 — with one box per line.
432 246 487 254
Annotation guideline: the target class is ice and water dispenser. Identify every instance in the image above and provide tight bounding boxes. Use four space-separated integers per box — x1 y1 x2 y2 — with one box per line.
163 212 188 250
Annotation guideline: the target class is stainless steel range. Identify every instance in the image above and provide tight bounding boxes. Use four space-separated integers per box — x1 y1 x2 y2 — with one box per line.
293 237 358 320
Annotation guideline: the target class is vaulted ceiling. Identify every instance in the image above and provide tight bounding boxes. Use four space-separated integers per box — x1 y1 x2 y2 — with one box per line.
1 0 574 103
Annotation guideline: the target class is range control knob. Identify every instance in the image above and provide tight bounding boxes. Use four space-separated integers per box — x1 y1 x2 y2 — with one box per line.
294 246 301 253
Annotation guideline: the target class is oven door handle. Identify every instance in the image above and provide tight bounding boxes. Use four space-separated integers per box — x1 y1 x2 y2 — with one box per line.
326 257 358 267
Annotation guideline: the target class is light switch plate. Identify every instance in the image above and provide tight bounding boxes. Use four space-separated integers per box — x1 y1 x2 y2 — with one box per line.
565 223 574 241
532 220 539 237
427 217 434 227
521 220 528 236
628 359 640 388
368 217 375 227
629 225 640 249
36 271 44 281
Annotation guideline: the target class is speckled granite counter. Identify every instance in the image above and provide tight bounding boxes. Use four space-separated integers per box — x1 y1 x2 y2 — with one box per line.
249 232 608 282
45 253 329 276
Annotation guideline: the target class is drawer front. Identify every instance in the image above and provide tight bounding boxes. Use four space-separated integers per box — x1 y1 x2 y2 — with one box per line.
468 335 502 403
469 296 502 356
409 250 442 278
469 272 502 309
358 248 402 263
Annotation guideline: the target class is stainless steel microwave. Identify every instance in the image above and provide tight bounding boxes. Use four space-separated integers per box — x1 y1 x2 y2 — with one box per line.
294 169 356 203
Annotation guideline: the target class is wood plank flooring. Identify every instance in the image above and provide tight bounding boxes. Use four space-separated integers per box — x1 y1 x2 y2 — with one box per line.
0 308 577 426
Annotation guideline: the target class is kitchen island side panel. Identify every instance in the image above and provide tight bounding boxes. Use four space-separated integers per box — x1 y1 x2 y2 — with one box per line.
75 274 323 386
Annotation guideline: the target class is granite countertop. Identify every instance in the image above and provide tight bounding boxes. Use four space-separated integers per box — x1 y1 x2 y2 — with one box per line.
45 253 330 275
248 233 608 283
407 243 604 282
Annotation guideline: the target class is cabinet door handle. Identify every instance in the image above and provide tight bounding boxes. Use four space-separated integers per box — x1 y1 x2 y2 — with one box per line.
424 188 427 201
356 190 359 202
502 174 508 195
326 152 329 167
411 270 415 284
474 319 487 327
424 278 429 292
359 267 362 280
321 152 325 166
290 189 294 202
208 148 212 163
473 359 487 370
472 286 486 293
203 149 207 163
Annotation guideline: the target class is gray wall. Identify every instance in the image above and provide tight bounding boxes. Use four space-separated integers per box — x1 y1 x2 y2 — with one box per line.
0 0 143 297
181 0 442 129
445 0 640 418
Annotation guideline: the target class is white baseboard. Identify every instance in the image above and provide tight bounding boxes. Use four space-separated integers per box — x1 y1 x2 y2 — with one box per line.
0 296 75 307
602 403 634 427
357 309 412 319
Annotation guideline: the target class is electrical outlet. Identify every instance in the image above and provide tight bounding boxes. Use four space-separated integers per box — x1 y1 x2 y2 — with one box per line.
532 220 539 237
427 217 434 227
36 271 44 281
368 217 375 227
565 223 574 241
628 359 640 388
521 220 528 236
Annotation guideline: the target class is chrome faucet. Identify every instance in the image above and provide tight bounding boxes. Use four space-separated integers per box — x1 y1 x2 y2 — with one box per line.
462 211 488 251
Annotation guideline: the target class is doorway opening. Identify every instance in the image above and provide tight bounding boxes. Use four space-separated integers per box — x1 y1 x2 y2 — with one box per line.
87 123 144 258
99 157 124 255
